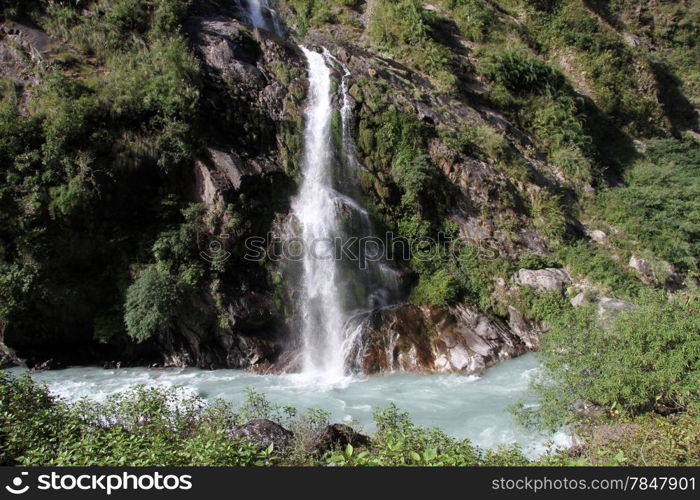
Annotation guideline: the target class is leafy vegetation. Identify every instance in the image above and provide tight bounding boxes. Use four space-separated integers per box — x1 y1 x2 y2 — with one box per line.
517 288 700 440
0 1 208 351
596 139 700 274
367 0 459 92
2 0 700 468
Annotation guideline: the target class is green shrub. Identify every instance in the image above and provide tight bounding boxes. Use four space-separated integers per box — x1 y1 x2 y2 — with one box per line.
0 372 69 465
368 0 429 50
481 50 564 95
411 268 461 307
0 0 42 19
367 0 457 91
124 265 186 343
529 190 567 242
517 251 560 270
520 291 700 430
391 151 431 205
556 242 642 298
442 0 500 42
569 410 700 466
42 0 194 56
597 139 700 273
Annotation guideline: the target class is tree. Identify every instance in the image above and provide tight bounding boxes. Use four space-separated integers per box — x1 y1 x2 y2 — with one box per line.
124 265 185 343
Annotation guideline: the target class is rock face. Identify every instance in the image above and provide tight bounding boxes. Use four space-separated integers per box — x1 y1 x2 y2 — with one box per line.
228 419 295 451
154 292 285 370
351 303 532 376
512 268 572 293
629 255 653 277
141 15 305 370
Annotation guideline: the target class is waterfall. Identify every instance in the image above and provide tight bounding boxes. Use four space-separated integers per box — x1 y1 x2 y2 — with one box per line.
294 47 348 381
242 0 285 36
292 47 401 382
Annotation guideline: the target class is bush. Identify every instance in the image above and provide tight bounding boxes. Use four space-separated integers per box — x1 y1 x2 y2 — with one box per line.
42 0 193 56
0 0 42 19
570 410 700 466
124 265 186 343
556 242 641 298
520 291 700 430
529 190 567 242
367 0 457 91
442 0 500 42
481 50 564 96
597 139 700 273
368 0 429 50
0 372 69 465
411 268 461 307
2 374 540 466
391 151 431 206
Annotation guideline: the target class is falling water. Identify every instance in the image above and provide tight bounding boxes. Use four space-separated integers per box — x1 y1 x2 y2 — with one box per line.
242 0 284 36
292 48 401 382
294 47 348 381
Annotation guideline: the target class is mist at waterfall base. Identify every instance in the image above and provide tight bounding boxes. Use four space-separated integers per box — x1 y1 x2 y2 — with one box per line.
9 354 570 457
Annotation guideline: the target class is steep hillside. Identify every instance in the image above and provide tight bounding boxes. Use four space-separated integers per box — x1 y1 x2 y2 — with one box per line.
0 0 698 379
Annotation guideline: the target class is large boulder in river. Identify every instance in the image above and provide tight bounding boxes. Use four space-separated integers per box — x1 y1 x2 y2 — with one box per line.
512 268 572 293
351 304 530 376
228 419 295 451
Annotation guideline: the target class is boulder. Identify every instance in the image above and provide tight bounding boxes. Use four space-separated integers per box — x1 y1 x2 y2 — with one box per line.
351 303 529 376
30 358 62 371
507 306 541 349
306 424 371 455
629 255 653 277
228 419 294 451
0 341 21 369
512 268 572 293
587 229 607 242
629 255 684 290
570 292 588 308
597 298 634 324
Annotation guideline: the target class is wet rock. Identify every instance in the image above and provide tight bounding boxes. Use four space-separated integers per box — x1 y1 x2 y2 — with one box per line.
306 424 371 455
512 268 572 293
30 359 63 371
229 419 294 451
355 305 434 373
